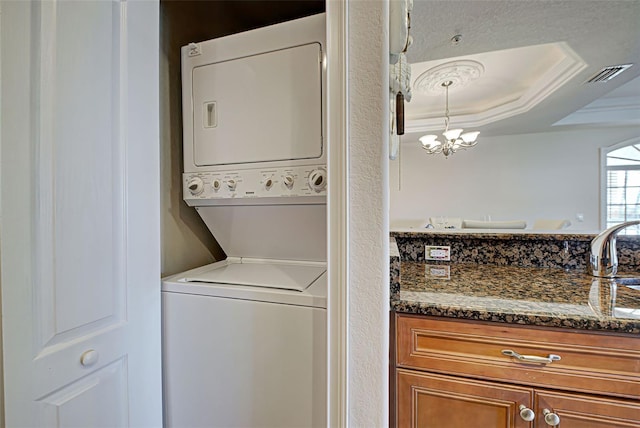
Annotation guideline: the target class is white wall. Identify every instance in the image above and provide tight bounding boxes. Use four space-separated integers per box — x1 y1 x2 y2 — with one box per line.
348 0 389 426
390 126 640 231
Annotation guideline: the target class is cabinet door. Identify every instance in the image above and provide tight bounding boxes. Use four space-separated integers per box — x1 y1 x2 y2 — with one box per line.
535 390 640 427
397 369 534 428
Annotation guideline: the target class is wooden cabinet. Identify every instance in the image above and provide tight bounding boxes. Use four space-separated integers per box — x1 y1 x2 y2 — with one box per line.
398 370 533 427
534 390 640 428
392 314 640 427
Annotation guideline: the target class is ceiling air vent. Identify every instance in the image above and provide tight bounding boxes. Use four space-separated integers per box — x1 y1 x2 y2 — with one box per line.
585 64 633 83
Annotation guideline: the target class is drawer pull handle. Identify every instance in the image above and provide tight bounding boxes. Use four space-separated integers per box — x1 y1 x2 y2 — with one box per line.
518 405 535 421
501 349 561 364
543 409 560 426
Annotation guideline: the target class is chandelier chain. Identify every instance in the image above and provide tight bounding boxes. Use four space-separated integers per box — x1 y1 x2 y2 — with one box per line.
444 82 450 132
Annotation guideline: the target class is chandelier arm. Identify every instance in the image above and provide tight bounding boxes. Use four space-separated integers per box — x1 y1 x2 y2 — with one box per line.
459 141 478 148
421 145 443 154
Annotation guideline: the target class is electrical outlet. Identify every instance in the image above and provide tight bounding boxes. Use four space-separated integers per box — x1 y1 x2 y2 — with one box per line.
425 264 450 280
425 245 451 261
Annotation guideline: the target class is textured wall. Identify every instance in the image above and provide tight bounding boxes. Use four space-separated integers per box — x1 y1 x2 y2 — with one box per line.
390 126 640 232
348 0 390 425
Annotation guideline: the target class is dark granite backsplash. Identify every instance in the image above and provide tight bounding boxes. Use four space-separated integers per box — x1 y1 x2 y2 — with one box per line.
390 237 400 296
391 231 640 272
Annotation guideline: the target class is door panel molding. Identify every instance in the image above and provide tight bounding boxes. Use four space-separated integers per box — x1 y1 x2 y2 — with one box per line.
32 0 127 352
36 358 128 427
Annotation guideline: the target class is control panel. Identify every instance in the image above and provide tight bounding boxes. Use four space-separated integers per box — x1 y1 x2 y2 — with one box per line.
183 165 327 205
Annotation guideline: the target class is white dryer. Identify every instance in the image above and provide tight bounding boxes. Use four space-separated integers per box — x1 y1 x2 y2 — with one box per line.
163 13 327 428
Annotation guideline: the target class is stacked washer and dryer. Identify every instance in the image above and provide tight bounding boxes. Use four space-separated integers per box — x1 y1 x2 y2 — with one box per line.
162 14 328 428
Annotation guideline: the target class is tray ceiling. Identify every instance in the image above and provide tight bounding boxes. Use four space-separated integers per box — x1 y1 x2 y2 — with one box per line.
404 0 640 137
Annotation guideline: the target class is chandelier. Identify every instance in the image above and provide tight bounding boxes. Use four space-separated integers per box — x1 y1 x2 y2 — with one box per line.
419 80 479 157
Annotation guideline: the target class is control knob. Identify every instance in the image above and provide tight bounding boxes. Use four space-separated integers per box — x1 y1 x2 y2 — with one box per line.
264 178 274 191
226 179 237 191
308 169 327 192
283 175 295 189
212 179 221 192
187 177 204 195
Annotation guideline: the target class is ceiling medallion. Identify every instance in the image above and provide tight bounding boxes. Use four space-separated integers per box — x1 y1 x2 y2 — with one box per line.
414 60 485 94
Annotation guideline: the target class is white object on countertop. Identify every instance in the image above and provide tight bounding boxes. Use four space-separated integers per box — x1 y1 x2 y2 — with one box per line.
462 219 527 229
429 217 462 229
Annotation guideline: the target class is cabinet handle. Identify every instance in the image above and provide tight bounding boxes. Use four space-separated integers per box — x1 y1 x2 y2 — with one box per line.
501 349 561 364
518 404 535 421
543 409 560 426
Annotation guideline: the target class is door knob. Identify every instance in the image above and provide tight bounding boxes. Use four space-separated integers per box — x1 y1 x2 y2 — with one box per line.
80 349 99 367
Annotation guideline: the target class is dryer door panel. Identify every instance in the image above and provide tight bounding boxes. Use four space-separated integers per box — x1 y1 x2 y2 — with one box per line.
191 42 323 167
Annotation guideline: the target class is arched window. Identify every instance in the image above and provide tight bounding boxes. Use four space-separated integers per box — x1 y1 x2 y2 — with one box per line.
604 138 640 234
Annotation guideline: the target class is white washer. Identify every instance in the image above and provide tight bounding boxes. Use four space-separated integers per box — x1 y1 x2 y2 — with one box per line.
162 258 326 428
164 13 328 428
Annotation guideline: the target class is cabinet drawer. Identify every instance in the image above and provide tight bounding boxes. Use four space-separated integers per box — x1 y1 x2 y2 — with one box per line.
396 314 640 400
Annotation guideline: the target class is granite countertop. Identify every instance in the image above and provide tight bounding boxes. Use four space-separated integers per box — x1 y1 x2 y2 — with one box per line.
390 260 640 334
391 230 599 240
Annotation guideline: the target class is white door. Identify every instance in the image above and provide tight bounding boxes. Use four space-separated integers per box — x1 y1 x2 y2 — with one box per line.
0 1 162 426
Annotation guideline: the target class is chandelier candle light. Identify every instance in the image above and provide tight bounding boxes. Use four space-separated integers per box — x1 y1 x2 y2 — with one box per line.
419 80 479 157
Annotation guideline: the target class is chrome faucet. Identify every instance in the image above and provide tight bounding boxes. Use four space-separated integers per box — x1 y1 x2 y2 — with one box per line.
590 220 640 277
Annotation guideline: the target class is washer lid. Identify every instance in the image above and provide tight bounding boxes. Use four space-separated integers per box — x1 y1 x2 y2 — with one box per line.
182 261 326 291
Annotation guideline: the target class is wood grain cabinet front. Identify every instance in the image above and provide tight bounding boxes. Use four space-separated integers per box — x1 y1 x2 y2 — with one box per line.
392 314 640 427
534 390 640 428
397 369 534 428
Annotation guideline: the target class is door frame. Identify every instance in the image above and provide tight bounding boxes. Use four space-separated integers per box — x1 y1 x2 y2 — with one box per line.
327 1 349 426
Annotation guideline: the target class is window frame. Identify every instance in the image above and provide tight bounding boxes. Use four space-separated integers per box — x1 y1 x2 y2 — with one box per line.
601 136 640 231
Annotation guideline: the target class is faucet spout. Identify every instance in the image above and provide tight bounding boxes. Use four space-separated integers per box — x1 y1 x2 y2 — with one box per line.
590 220 640 277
